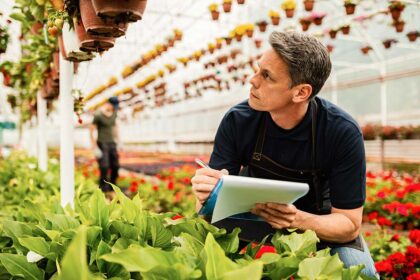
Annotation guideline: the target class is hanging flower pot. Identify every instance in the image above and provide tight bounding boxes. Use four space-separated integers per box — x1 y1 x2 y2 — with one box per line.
225 37 232 45
299 18 311 31
311 13 325 26
326 44 334 53
406 31 419 42
329 29 338 39
174 29 183 41
341 25 351 35
211 10 220 21
303 0 315 12
237 0 245 4
271 16 280 26
222 1 232 13
254 39 262 49
256 21 268 32
246 28 254 38
80 0 127 37
59 23 96 62
360 45 372 55
382 39 397 49
235 34 243 42
344 2 356 15
285 9 295 18
74 18 115 52
91 0 148 22
388 1 405 21
394 20 405 33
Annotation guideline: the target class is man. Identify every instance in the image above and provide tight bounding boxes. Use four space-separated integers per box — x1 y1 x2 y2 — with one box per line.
191 31 378 278
90 97 120 194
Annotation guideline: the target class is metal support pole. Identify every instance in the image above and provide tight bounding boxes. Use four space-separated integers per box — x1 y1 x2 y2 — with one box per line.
59 53 75 209
36 90 48 171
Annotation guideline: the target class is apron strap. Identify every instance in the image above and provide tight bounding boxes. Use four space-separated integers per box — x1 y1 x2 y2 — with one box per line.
309 99 323 212
252 114 268 161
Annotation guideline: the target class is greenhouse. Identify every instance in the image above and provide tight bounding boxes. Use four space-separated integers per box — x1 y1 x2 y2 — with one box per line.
0 0 419 279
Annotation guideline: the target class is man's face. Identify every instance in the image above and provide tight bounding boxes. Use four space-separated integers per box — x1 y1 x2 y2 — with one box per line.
249 47 296 113
103 103 114 114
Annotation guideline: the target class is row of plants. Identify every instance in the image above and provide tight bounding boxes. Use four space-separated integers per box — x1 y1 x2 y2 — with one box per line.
363 171 420 230
0 153 370 279
362 124 420 140
364 229 420 279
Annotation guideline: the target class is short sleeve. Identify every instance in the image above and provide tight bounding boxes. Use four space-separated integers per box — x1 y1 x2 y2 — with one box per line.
209 113 242 175
329 123 366 209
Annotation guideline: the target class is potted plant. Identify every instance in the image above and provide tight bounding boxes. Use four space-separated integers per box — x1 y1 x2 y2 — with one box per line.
208 4 220 21
256 20 268 32
360 45 372 55
269 10 280 25
311 12 326 25
174 29 183 41
382 39 397 49
388 1 405 21
303 0 315 12
329 28 338 39
406 31 419 42
91 0 148 23
222 0 232 13
254 39 262 49
281 0 296 18
299 17 312 31
245 24 254 38
224 36 233 45
73 17 115 53
237 0 245 4
344 0 357 15
394 20 405 33
0 24 9 54
341 24 351 35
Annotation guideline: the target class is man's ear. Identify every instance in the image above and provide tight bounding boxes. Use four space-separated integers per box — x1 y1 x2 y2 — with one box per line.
292 84 312 103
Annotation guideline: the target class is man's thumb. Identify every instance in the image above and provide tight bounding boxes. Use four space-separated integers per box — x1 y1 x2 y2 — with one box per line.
221 169 229 175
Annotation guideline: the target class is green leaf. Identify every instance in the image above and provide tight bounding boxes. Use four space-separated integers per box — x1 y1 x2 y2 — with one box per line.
18 237 50 257
0 253 44 280
221 260 263 280
146 216 173 248
264 255 301 279
89 190 109 229
175 233 204 257
9 13 30 28
109 221 140 240
45 214 80 232
297 254 344 280
86 226 102 248
35 226 60 241
110 184 139 223
58 226 94 280
216 227 240 254
272 230 319 256
342 264 365 280
1 220 34 252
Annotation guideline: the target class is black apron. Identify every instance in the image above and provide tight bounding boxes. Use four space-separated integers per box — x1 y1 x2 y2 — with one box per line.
212 100 363 251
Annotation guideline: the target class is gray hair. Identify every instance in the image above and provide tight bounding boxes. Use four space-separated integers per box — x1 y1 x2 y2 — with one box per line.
269 31 331 97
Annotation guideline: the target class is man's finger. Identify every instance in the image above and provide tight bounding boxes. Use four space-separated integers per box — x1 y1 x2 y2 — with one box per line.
196 167 226 178
191 175 219 186
192 183 215 193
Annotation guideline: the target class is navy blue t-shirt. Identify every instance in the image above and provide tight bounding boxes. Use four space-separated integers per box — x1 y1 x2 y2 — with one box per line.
209 97 366 210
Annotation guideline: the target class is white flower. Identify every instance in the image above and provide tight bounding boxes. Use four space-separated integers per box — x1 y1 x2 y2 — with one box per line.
27 251 44 263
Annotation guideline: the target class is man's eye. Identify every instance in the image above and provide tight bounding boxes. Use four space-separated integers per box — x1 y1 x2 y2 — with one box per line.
262 71 270 79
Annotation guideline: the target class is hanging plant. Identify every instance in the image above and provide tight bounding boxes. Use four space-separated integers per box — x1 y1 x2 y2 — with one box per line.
269 10 280 25
382 39 398 49
344 0 357 15
208 4 220 21
360 45 372 55
256 20 268 32
341 24 351 35
91 0 148 23
303 0 315 12
237 0 245 4
281 0 296 18
72 89 85 124
222 0 232 13
388 1 405 21
406 31 419 42
245 24 254 38
311 12 326 26
254 39 262 49
224 36 233 45
329 28 338 39
393 20 405 33
174 28 183 40
299 17 312 31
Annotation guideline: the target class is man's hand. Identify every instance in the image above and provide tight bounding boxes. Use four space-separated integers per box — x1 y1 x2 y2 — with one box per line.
191 167 228 205
251 203 299 229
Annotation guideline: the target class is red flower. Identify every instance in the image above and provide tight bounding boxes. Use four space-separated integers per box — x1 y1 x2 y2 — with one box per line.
409 229 420 246
129 181 139 193
140 178 146 184
375 260 393 274
388 252 406 266
396 205 409 217
183 177 191 184
407 272 420 280
377 191 386 199
167 181 175 191
377 216 392 226
255 245 276 259
368 211 378 221
391 234 400 242
365 231 372 237
396 189 407 199
152 185 159 192
171 214 184 220
173 191 183 203
405 246 420 264
366 171 376 179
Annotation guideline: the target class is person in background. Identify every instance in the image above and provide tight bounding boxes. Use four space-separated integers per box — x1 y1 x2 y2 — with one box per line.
191 31 378 278
90 97 121 194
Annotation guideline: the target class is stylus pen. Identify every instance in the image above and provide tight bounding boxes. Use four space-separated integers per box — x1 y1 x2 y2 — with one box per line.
195 158 210 169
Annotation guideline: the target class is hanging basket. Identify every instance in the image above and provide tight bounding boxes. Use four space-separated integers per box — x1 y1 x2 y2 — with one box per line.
74 18 115 52
92 0 148 22
285 9 295 18
406 31 418 42
257 21 268 32
59 22 96 62
222 2 232 13
303 0 315 11
271 16 280 26
80 0 127 37
344 3 356 15
211 10 220 21
394 20 405 33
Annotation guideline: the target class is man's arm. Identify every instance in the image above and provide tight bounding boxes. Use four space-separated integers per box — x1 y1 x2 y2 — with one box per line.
113 122 121 147
251 204 362 243
89 124 97 149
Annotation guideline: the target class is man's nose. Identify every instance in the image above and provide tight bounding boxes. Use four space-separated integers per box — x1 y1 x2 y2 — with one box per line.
250 73 259 88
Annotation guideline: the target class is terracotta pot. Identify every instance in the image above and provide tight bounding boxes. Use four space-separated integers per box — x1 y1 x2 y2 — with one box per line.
42 77 60 100
345 3 356 15
300 20 311 31
167 38 175 47
80 0 127 37
304 0 314 11
50 0 64 10
394 21 404 33
246 29 254 38
285 9 295 18
257 22 267 32
211 10 220 20
225 37 232 45
254 39 262 48
92 0 148 22
313 17 323 26
329 30 337 39
390 9 401 21
341 25 350 35
74 18 115 52
361 46 371 55
407 31 418 42
237 0 245 4
222 2 232 13
271 16 280 26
